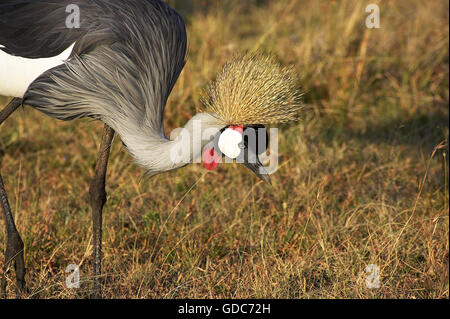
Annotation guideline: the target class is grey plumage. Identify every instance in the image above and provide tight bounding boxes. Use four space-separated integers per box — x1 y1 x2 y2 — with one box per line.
15 0 198 174
24 0 187 137
0 0 85 58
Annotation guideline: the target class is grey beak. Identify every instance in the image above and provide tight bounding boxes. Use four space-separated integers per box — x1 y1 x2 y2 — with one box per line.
243 160 271 184
240 147 271 184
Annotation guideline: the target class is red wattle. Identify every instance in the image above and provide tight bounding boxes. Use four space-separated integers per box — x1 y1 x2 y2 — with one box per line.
203 148 220 170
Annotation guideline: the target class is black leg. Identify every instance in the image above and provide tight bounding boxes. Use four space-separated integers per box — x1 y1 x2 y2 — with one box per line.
0 98 21 125
0 98 26 298
89 124 114 298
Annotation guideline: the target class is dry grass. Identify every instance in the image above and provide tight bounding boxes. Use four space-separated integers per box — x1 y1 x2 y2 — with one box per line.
0 0 448 298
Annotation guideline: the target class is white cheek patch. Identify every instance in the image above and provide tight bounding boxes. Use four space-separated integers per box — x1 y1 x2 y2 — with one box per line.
218 128 243 159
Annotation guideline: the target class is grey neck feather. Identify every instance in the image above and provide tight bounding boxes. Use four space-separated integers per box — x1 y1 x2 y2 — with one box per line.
119 112 225 175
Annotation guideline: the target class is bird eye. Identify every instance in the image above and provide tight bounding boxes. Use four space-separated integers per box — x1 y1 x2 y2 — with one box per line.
243 125 268 156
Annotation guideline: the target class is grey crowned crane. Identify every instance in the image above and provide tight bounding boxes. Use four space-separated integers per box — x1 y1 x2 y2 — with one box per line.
0 0 301 297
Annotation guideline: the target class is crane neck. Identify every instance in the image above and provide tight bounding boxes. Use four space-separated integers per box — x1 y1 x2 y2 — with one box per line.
119 112 225 175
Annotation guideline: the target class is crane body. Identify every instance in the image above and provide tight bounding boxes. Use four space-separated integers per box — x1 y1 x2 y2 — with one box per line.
0 0 301 297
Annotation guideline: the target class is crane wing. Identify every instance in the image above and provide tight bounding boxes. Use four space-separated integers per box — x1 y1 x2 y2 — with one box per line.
0 0 89 58
3 0 187 139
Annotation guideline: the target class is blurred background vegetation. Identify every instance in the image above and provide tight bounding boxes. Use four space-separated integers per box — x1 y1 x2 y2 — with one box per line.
0 0 448 298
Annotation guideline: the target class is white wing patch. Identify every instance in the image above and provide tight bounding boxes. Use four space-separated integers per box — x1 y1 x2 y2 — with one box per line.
0 43 75 98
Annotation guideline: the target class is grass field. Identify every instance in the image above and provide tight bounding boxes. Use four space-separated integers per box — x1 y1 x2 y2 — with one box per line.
0 0 448 298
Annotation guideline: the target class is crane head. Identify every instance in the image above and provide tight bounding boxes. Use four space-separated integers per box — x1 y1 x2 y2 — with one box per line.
199 51 302 184
202 124 271 184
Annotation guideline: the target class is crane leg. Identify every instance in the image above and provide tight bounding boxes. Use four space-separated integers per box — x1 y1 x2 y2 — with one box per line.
89 124 114 298
0 98 26 298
